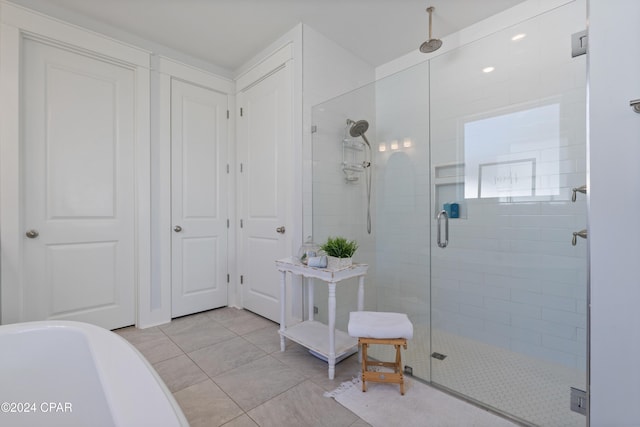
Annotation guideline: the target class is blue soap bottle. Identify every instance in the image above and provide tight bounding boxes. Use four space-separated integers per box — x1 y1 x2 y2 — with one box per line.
450 202 459 218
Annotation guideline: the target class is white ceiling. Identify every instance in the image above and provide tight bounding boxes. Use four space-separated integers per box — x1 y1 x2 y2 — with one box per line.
9 0 527 72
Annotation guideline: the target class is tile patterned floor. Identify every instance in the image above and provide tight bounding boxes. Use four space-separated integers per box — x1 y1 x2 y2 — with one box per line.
369 324 586 427
116 308 367 427
116 308 525 427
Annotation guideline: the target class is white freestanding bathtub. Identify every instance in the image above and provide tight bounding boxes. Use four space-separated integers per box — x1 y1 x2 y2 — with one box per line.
0 321 189 427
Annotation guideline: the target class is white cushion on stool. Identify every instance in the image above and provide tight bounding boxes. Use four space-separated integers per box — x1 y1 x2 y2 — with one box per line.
348 311 413 340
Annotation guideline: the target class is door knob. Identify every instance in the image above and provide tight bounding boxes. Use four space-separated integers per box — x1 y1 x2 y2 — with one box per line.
174 225 182 232
276 226 285 234
25 229 39 239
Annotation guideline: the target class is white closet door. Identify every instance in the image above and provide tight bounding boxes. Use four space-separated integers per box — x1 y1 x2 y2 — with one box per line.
238 64 292 322
171 79 228 317
21 38 136 330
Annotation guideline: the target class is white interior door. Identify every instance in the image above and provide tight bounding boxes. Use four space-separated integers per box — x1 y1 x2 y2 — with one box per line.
171 79 228 317
238 64 292 322
21 38 136 330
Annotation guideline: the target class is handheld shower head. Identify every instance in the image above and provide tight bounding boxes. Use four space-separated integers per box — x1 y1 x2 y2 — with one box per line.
347 119 371 148
345 118 373 235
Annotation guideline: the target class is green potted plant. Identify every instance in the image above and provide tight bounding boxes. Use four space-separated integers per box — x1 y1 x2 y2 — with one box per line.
320 236 358 269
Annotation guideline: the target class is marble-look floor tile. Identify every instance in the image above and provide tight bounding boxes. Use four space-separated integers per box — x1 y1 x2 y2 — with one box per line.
241 324 281 354
224 316 276 335
133 336 184 364
212 309 277 336
173 379 244 427
348 419 372 427
114 325 165 344
153 354 209 393
116 326 184 364
271 341 326 375
160 313 236 353
189 336 267 377
247 380 358 427
207 307 250 323
213 355 306 411
220 414 259 427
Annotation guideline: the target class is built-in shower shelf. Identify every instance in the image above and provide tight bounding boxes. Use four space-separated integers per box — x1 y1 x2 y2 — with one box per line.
434 162 466 219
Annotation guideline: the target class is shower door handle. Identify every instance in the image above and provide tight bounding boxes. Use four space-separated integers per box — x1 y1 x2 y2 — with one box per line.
437 210 449 248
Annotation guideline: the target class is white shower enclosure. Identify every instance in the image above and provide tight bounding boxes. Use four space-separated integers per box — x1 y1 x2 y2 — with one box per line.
311 2 587 426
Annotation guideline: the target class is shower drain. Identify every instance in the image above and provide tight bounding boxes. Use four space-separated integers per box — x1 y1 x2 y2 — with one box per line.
431 352 447 360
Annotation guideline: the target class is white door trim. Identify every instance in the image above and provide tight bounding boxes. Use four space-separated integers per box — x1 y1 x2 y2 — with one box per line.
0 3 151 328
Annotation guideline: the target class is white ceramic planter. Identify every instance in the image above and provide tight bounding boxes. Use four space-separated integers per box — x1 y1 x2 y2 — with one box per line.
326 256 352 270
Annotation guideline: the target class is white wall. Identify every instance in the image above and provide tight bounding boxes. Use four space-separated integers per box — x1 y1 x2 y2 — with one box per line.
588 0 640 424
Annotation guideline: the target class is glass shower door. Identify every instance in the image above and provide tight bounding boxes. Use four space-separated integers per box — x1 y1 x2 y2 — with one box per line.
429 3 587 426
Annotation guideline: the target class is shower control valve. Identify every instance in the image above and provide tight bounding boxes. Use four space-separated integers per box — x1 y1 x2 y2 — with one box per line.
572 229 587 246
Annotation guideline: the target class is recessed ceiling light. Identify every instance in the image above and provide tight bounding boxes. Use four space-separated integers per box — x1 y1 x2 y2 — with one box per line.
511 33 526 41
483 66 495 73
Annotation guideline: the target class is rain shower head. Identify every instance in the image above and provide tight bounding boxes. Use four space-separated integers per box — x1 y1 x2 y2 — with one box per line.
347 119 371 148
348 119 369 138
420 6 442 53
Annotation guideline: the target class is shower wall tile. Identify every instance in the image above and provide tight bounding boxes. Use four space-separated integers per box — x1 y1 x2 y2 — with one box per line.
543 334 584 356
511 289 576 312
427 0 587 370
311 0 586 373
483 297 542 319
510 339 577 368
463 304 511 325
511 315 577 340
541 307 585 327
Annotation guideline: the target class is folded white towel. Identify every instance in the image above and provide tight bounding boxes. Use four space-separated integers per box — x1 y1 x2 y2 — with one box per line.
348 311 413 340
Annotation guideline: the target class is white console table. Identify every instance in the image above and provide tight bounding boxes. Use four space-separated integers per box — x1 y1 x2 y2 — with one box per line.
275 257 368 379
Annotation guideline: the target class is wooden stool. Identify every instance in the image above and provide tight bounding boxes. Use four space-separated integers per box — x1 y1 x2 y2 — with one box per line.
348 311 414 396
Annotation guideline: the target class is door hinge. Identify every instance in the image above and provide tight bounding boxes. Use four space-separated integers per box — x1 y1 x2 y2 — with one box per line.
227 274 230 283
226 164 229 174
240 219 243 228
227 109 230 119
570 387 587 416
227 219 230 228
571 30 588 57
240 163 243 173
240 107 243 117
240 275 244 284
